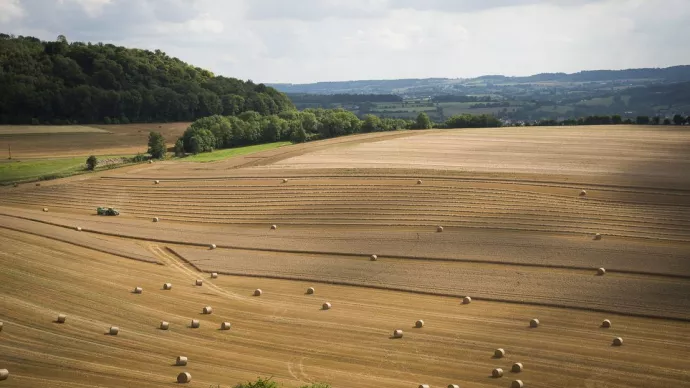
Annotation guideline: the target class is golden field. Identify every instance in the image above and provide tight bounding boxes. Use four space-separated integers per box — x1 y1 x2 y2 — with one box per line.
1 126 689 387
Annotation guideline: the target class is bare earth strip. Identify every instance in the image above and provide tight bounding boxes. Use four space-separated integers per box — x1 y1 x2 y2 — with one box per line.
1 207 688 277
171 245 690 321
0 214 159 264
1 229 689 388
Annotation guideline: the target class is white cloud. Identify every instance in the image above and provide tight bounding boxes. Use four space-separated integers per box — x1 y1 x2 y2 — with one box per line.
1 0 689 83
0 0 25 22
59 0 112 17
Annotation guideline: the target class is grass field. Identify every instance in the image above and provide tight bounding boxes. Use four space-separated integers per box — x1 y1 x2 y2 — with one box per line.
1 126 689 387
183 142 291 162
0 157 88 183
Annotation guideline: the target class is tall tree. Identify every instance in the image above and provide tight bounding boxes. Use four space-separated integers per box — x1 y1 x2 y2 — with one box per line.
415 112 432 129
147 131 167 159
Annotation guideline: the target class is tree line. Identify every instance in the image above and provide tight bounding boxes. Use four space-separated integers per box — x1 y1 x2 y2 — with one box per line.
530 114 690 127
0 34 293 125
176 110 502 155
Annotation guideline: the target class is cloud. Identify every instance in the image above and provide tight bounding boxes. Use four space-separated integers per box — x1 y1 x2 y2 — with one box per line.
0 0 25 23
245 0 390 20
0 0 689 83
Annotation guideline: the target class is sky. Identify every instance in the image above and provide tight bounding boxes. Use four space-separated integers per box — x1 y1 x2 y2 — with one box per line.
1 0 689 83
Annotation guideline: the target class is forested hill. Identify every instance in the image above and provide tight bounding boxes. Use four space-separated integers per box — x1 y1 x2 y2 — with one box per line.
0 34 294 125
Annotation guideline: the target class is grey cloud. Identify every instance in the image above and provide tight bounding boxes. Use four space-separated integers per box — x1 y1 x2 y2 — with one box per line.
245 0 388 20
390 0 604 13
6 0 202 42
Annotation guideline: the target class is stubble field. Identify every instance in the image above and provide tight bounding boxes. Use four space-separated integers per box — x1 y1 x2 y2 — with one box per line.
1 125 689 387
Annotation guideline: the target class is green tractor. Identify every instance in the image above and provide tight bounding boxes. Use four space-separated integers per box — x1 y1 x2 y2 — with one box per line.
96 207 120 216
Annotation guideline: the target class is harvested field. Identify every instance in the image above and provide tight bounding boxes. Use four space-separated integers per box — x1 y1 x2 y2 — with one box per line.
0 123 188 159
0 229 689 388
170 246 690 320
268 126 690 189
1 127 689 387
0 125 110 135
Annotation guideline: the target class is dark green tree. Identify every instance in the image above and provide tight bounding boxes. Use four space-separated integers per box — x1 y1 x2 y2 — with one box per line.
636 116 650 124
147 131 167 159
673 114 684 125
652 116 661 125
174 139 185 157
415 112 432 129
86 155 98 170
362 114 383 132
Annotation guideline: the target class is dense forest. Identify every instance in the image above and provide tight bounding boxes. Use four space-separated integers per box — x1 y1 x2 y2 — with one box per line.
0 34 294 125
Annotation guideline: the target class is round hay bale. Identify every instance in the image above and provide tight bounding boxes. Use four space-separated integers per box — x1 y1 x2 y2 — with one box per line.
177 372 191 384
437 225 444 232
418 385 429 388
0 369 8 381
202 306 213 314
271 224 277 230
283 178 289 183
370 254 378 261
448 385 460 388
175 356 188 366
494 348 505 358
209 243 216 250
190 319 200 329
417 179 423 184
463 296 472 304
13 183 18 188
393 329 403 338
163 283 172 290
36 183 41 187
220 322 231 330
43 207 48 212
579 189 587 197
511 362 523 373
415 320 424 328
511 380 524 388
613 337 623 346
195 279 203 286
254 289 263 296
0 321 3 331
594 233 602 240
602 319 611 328
211 272 218 279
306 287 315 295
154 180 160 184
76 226 82 231
153 217 159 222
597 267 606 276
160 321 169 330
492 368 504 378
134 286 143 294
148 160 153 164
322 302 332 310
57 314 67 324
109 326 119 335
530 318 540 328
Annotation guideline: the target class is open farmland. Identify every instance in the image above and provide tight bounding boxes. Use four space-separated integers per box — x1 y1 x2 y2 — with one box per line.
0 122 188 159
1 126 690 387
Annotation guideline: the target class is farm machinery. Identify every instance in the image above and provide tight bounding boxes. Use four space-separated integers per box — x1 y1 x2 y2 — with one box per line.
96 207 120 216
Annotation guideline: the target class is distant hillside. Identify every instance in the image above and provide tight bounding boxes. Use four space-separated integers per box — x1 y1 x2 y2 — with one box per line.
0 33 293 125
269 66 690 95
